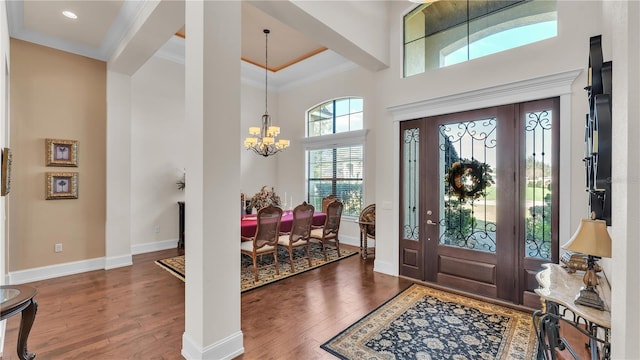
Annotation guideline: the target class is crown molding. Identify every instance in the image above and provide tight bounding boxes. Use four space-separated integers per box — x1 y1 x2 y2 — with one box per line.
7 0 146 61
154 36 356 91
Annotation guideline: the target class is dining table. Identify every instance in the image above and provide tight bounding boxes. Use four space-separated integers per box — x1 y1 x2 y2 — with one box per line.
241 210 326 239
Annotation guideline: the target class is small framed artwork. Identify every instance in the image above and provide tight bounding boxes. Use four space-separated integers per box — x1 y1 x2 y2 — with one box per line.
1 147 12 196
46 138 78 167
46 172 78 200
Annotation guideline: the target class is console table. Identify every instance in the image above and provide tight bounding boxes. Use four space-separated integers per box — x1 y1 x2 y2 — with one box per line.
1 284 38 360
534 263 610 360
177 201 185 249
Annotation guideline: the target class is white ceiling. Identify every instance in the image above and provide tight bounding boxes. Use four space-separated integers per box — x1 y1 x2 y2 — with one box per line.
7 0 355 89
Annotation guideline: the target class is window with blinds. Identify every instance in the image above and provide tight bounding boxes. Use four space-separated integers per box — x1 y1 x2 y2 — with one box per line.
306 97 364 217
308 146 363 217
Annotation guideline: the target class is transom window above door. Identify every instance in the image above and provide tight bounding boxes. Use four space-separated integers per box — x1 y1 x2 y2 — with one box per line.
403 0 558 77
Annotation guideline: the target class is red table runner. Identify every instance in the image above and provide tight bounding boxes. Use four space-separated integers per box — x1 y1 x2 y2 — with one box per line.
241 211 326 238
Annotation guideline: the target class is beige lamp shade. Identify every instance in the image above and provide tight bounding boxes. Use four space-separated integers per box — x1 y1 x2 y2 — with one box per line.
562 218 612 258
267 126 280 136
244 137 258 148
276 139 290 149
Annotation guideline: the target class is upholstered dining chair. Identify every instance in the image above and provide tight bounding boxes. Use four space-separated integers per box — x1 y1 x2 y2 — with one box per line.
277 202 315 272
358 204 376 259
310 199 343 261
321 195 338 213
241 205 283 281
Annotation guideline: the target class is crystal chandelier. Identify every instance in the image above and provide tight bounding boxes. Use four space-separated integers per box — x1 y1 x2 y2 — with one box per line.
244 29 290 157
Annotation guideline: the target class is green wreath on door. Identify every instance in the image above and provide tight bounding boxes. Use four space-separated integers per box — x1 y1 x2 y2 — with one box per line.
445 158 494 202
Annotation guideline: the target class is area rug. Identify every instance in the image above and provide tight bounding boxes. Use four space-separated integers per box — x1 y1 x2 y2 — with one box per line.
155 243 357 292
321 283 538 360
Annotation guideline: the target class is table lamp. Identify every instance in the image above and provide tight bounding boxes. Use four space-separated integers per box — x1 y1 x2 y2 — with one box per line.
561 218 611 310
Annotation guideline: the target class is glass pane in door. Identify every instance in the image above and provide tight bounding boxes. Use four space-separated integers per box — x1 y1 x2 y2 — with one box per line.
438 118 497 253
524 110 553 260
403 128 420 241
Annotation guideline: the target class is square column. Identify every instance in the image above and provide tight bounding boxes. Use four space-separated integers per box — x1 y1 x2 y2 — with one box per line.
183 1 243 358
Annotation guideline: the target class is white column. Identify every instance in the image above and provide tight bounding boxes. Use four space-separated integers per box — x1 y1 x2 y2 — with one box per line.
608 1 640 358
105 71 133 269
183 1 243 359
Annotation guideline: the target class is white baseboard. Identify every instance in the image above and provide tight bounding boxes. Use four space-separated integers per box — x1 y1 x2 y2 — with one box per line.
7 257 105 285
6 240 178 284
131 239 178 255
339 234 358 247
105 254 133 270
374 259 398 277
182 331 244 360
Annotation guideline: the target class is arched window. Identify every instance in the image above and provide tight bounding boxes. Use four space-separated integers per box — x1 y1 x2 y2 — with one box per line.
404 0 557 77
304 97 365 217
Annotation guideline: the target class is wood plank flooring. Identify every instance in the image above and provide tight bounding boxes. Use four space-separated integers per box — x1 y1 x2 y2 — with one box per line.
2 246 592 359
2 246 413 359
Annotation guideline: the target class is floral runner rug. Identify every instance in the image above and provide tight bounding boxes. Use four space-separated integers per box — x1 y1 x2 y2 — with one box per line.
155 243 357 292
321 283 538 360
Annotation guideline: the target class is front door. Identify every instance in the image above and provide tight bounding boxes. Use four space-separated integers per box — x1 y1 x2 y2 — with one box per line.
400 99 559 305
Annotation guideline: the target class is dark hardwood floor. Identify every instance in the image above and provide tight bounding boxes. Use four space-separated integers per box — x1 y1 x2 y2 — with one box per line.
2 245 593 360
2 245 413 359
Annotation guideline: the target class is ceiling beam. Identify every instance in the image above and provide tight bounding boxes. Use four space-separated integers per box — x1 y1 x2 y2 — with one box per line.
108 0 185 75
247 0 389 72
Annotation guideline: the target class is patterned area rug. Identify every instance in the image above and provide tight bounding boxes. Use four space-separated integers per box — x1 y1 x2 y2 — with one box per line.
155 243 357 292
321 283 538 360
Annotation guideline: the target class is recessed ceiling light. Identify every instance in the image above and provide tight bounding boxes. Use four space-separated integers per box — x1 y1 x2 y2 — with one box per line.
62 10 78 19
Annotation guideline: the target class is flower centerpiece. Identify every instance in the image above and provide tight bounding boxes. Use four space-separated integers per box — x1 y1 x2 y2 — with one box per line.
249 186 281 211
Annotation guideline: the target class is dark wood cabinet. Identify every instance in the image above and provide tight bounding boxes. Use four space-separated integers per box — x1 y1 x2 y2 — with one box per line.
178 201 185 249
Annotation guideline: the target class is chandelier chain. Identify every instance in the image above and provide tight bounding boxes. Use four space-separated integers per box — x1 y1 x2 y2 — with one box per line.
264 29 269 115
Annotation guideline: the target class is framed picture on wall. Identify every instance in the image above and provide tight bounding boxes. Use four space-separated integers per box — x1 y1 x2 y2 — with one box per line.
46 172 78 200
46 138 78 167
1 147 12 196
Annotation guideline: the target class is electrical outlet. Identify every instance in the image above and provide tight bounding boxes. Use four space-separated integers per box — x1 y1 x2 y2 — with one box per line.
54 243 63 252
154 226 160 234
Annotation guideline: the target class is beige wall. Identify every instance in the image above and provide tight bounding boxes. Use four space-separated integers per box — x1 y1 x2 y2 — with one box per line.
9 39 106 271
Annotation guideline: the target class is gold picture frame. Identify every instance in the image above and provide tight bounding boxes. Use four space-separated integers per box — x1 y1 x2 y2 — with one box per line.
1 147 12 196
46 138 78 167
46 172 78 200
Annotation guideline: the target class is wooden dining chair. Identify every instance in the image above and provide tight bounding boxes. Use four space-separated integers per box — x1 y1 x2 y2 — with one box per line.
277 202 315 272
310 199 343 261
358 204 376 259
321 195 338 213
240 205 283 281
